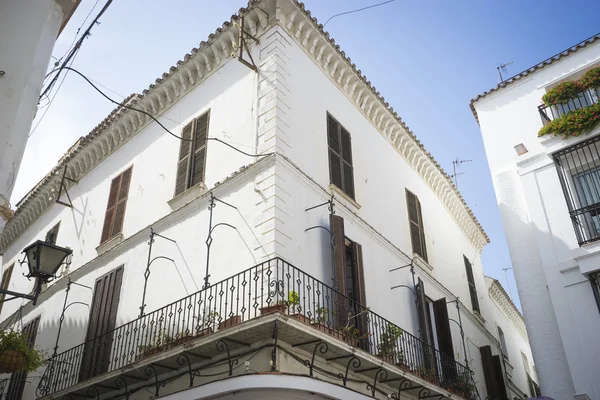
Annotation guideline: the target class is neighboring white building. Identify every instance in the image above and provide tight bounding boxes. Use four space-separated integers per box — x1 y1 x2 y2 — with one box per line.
0 0 81 234
0 1 536 399
472 34 600 400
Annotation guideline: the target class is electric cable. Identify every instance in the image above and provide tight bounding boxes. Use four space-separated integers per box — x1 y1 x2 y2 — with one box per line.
48 66 274 158
323 0 396 27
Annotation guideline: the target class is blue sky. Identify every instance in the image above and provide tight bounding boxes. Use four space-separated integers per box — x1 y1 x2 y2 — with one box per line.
15 0 600 308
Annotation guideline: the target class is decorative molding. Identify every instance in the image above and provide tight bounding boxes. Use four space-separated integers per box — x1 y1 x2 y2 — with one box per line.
487 278 529 342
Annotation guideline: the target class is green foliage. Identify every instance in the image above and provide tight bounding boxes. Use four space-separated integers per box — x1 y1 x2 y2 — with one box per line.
0 330 46 372
580 66 600 90
285 291 301 313
538 102 600 138
379 324 403 356
542 80 584 107
447 370 476 397
315 305 329 323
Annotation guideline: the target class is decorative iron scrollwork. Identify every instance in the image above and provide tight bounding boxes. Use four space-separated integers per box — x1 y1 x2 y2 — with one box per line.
85 386 100 400
216 339 238 376
144 365 165 399
366 368 388 397
302 341 328 377
336 356 360 386
177 353 195 387
114 376 129 400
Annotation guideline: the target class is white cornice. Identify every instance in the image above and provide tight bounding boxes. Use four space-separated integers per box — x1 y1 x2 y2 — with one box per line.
487 278 529 342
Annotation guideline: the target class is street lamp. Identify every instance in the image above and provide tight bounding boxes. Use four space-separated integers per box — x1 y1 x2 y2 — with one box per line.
0 240 72 305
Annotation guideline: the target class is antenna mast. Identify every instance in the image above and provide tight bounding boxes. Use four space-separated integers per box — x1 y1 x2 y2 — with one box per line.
497 61 513 84
451 157 472 190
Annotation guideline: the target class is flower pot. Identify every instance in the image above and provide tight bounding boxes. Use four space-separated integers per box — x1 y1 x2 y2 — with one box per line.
377 353 396 364
290 313 311 324
218 315 242 330
260 304 287 315
0 350 26 373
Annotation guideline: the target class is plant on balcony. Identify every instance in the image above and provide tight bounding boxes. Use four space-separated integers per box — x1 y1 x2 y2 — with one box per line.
580 66 600 91
538 101 600 138
0 330 45 373
542 80 584 107
315 305 329 324
446 371 476 397
378 323 403 363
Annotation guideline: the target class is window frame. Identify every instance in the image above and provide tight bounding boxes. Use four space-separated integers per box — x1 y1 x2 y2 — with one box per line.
463 255 480 314
174 110 210 196
326 113 355 199
406 189 428 262
100 166 133 244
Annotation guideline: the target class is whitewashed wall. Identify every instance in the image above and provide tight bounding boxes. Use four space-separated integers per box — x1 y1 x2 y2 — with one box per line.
474 40 600 399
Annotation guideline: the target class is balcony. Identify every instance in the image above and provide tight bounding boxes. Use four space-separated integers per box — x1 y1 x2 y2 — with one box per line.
35 258 473 400
538 89 600 126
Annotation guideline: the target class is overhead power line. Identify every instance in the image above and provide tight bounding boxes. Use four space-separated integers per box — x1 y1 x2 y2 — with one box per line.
323 0 396 27
46 66 273 158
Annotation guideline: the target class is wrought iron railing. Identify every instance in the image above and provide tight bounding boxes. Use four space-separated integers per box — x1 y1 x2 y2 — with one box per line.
538 88 600 126
37 258 472 397
553 134 600 245
528 375 541 397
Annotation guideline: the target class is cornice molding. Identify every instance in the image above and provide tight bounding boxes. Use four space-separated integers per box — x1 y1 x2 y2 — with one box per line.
487 279 529 342
278 0 489 253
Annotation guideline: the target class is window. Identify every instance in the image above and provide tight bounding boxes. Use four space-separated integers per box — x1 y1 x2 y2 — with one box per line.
553 135 600 245
327 113 354 199
590 272 600 313
464 256 480 313
0 264 14 315
45 222 60 244
100 166 133 244
175 111 209 196
498 326 509 360
6 317 40 400
406 189 428 261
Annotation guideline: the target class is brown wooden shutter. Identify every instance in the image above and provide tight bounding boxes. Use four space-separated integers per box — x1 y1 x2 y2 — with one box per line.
415 278 435 371
406 190 427 261
0 264 14 315
7 317 40 400
480 345 501 399
464 256 480 313
327 115 343 189
111 167 132 236
352 242 369 349
492 355 508 399
100 176 121 243
340 127 354 199
175 122 193 196
330 214 347 328
190 112 209 187
433 298 454 360
79 266 124 382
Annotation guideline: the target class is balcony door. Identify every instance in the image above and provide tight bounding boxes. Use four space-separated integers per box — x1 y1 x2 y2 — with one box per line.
79 266 123 382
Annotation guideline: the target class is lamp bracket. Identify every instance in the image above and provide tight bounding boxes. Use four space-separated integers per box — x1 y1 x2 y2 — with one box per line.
56 165 78 208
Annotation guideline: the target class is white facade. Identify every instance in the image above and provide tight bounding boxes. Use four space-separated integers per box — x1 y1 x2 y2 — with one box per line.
0 0 80 233
472 35 600 400
0 1 536 399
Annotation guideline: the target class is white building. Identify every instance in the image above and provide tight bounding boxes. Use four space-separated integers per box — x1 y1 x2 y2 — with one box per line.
0 1 536 399
0 0 81 234
472 34 600 400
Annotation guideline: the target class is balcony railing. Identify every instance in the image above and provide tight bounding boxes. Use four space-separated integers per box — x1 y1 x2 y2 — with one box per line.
37 258 472 398
538 89 600 126
528 376 541 397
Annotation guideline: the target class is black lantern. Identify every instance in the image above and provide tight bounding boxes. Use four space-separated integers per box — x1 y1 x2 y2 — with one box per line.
0 241 72 305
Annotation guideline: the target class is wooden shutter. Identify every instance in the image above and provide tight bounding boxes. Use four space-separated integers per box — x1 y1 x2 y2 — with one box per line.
0 264 14 315
433 298 454 360
327 115 343 189
415 278 435 370
6 317 40 400
190 112 209 187
175 122 193 196
79 267 124 382
492 355 508 399
45 222 60 244
111 167 132 236
406 190 427 261
352 242 369 349
480 345 501 399
464 256 480 313
100 167 132 244
330 214 348 328
340 127 354 199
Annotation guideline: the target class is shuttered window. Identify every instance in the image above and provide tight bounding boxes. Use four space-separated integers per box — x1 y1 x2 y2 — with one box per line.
0 264 14 315
415 278 435 370
6 317 40 400
79 266 124 382
464 255 480 313
590 272 600 314
45 222 60 244
100 167 133 244
406 189 427 261
327 113 355 199
480 345 507 400
175 111 210 196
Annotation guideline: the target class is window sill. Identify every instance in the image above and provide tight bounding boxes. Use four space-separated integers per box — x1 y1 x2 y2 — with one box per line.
473 310 486 325
96 233 124 256
168 183 207 211
329 184 360 211
412 254 432 271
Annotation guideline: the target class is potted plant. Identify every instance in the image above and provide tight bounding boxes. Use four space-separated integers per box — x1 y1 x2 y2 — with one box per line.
377 324 403 364
218 314 242 330
195 311 218 337
259 298 288 315
0 330 45 373
136 332 174 360
446 371 475 398
311 305 332 333
287 291 310 323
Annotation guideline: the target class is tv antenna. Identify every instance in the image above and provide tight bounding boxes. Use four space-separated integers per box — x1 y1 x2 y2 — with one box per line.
497 61 513 84
451 157 472 190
